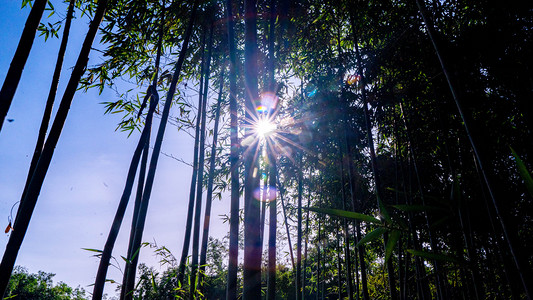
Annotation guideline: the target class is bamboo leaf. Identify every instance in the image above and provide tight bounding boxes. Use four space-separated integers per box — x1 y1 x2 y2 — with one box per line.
307 207 381 224
82 248 103 253
385 230 401 263
510 147 533 197
406 249 458 263
356 227 387 247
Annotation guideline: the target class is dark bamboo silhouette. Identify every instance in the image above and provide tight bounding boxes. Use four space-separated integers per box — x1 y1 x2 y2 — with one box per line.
266 0 277 296
398 102 448 299
316 217 322 300
296 155 303 300
415 1 531 298
0 0 48 131
120 136 150 300
338 145 354 300
277 178 295 269
92 0 199 298
120 4 166 298
267 158 277 300
190 25 213 297
242 0 262 298
302 184 311 299
14 0 75 234
93 86 158 300
0 0 109 296
350 13 398 300
225 0 240 297
177 29 206 287
336 220 343 300
198 70 225 291
260 171 268 255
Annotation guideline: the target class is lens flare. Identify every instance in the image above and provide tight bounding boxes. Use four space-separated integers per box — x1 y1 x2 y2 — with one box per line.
256 105 268 113
260 92 278 112
255 118 276 138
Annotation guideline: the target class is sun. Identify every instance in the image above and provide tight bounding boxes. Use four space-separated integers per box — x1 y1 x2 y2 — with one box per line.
255 118 276 138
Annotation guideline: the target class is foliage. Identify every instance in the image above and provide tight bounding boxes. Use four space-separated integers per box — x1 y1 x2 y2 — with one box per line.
4 266 87 300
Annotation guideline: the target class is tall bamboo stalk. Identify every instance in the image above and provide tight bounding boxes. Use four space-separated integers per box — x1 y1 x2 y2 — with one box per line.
190 25 214 297
120 4 166 298
0 0 110 295
415 1 531 297
277 178 295 269
225 0 240 297
93 85 158 300
14 0 75 235
339 145 354 300
302 181 311 299
93 0 199 297
266 0 278 296
0 0 48 131
267 158 277 300
349 12 398 300
198 69 225 291
296 155 303 300
177 29 206 287
398 102 447 299
242 0 262 297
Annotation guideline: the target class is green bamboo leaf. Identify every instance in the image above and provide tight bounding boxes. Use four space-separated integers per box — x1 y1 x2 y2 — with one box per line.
356 227 387 247
82 248 103 253
385 230 401 263
510 147 533 197
307 207 381 224
406 249 458 263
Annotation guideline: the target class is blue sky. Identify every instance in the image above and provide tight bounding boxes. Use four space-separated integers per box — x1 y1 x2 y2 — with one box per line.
0 1 231 296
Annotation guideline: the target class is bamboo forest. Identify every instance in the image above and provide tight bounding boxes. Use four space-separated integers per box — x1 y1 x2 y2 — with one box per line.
1 0 532 299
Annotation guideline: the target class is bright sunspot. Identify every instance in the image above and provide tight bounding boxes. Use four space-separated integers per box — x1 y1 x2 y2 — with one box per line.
255 118 277 138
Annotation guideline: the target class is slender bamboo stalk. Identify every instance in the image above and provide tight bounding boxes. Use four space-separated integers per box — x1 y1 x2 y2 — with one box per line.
277 178 296 269
120 4 166 298
120 132 150 300
398 102 447 299
338 145 354 300
336 220 343 300
260 170 269 256
225 0 240 297
316 217 322 300
190 24 213 298
266 0 277 296
242 0 262 297
93 87 158 300
93 0 199 297
0 0 109 295
415 1 531 297
302 181 311 300
0 0 48 131
267 158 277 300
177 23 206 287
350 13 398 300
198 69 225 291
296 155 303 300
119 88 156 300
14 0 75 233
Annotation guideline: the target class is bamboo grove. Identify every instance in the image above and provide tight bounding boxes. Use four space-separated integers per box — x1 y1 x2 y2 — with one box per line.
1 0 532 299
